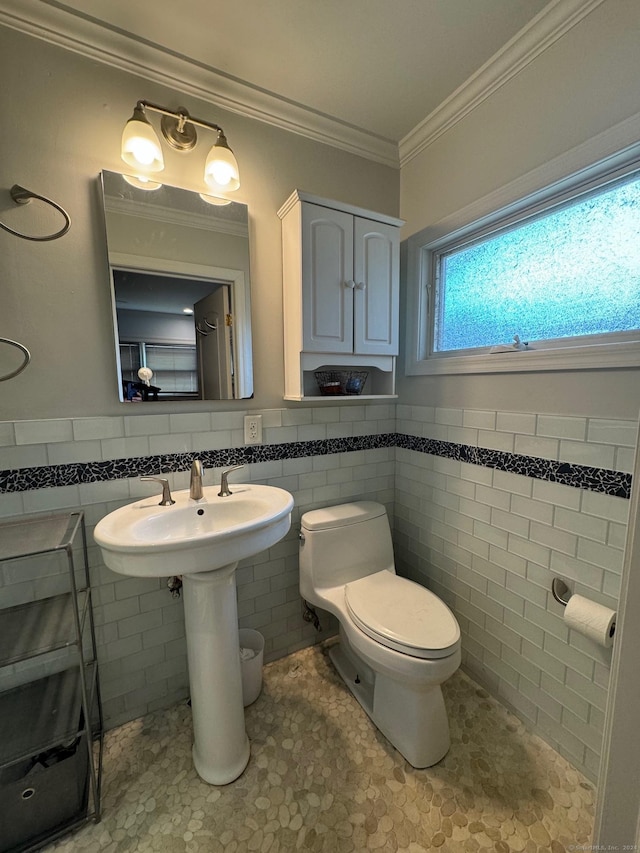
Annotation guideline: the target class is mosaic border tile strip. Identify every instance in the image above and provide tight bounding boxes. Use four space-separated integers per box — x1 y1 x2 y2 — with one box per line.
0 432 631 498
395 433 632 499
0 435 395 494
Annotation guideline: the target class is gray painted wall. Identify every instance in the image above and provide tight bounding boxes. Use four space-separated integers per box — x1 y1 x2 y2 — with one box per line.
0 26 398 421
398 0 640 420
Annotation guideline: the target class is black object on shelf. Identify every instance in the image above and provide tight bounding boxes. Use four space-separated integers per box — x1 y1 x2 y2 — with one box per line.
0 731 89 853
315 369 368 396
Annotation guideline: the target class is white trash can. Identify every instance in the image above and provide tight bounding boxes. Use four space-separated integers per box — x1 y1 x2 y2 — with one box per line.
239 628 265 706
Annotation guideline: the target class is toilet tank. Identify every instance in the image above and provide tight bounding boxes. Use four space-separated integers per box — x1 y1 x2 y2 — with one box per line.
299 501 395 601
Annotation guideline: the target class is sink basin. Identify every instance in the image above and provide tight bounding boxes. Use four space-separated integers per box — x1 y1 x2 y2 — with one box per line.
94 484 294 577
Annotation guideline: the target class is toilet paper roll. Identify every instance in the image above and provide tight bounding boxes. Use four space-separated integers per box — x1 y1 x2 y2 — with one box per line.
563 594 616 648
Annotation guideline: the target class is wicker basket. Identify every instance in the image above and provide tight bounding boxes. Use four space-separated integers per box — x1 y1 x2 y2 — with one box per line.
314 370 368 396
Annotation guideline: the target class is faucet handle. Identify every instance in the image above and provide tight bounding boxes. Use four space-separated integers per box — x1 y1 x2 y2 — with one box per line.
141 476 175 506
218 465 244 497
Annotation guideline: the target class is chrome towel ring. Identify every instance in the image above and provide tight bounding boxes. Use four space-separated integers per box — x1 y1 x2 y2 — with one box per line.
0 184 71 241
0 337 31 381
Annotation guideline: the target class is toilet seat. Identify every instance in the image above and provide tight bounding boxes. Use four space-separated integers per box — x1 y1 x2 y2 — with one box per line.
345 571 460 659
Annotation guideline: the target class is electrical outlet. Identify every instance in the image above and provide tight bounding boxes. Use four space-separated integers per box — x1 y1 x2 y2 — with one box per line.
244 414 263 445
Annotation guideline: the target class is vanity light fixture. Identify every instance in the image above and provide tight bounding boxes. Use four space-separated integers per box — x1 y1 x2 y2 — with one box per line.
121 100 240 192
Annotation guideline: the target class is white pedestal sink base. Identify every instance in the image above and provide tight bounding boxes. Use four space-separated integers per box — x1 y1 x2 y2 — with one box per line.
182 564 250 785
93 483 294 784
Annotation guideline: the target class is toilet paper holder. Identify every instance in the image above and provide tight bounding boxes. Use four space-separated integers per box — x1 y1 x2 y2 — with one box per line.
554 578 617 645
551 577 572 607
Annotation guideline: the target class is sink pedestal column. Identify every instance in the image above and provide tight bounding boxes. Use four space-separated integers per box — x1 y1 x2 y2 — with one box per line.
182 563 250 785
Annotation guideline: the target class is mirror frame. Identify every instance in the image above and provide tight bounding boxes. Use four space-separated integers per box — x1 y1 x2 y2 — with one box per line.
101 171 254 402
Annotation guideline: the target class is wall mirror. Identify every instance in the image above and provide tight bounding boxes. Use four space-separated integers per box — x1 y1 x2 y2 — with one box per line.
100 170 254 401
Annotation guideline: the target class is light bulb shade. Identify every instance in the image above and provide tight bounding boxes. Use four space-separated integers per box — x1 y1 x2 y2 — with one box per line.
121 107 164 172
204 133 240 192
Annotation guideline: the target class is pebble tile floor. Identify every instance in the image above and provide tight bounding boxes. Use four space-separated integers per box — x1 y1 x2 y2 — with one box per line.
45 643 594 852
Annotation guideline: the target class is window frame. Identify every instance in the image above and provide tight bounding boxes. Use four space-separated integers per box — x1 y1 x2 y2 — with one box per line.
405 141 640 376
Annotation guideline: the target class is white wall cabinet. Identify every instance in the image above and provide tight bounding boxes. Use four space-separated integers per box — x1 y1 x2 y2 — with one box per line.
278 190 403 401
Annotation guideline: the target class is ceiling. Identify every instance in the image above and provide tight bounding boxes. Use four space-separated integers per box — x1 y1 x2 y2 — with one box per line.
30 0 548 145
7 0 601 168
113 270 222 315
56 0 548 142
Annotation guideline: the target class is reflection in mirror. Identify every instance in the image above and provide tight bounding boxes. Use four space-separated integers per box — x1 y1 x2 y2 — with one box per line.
100 170 253 401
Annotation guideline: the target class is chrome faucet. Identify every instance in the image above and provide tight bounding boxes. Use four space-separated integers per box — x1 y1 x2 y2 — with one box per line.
218 465 244 497
190 459 204 500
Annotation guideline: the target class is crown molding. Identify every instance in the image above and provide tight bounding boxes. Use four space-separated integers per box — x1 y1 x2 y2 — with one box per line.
1 0 606 172
0 0 399 168
399 0 607 167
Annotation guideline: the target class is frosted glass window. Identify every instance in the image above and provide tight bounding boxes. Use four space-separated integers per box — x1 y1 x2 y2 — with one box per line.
434 174 640 352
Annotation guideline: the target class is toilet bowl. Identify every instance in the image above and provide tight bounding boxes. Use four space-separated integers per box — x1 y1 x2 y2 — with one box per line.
299 501 461 767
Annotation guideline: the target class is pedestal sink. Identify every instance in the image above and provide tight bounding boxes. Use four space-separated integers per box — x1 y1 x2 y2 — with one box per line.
94 483 294 784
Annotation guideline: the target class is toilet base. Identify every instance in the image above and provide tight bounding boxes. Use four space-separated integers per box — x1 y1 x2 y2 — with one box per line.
328 634 452 768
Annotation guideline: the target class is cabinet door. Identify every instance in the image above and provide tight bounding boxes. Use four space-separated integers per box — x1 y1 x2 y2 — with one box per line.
353 217 399 355
301 202 354 353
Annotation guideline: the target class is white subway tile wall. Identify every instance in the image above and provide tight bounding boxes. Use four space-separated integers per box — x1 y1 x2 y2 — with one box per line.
0 407 393 731
395 404 636 780
1 404 636 783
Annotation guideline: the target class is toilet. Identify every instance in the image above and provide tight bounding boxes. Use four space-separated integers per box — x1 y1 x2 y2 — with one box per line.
299 501 461 767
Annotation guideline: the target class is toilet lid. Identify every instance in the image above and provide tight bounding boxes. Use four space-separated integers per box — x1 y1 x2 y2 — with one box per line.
345 571 460 659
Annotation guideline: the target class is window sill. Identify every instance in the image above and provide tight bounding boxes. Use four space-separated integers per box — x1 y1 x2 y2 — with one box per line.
406 340 640 376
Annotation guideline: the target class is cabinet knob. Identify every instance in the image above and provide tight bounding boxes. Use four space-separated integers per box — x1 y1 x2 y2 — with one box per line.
344 280 355 289
355 281 366 290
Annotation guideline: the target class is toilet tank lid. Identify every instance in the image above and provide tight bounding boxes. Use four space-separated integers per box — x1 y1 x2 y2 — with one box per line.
301 501 386 531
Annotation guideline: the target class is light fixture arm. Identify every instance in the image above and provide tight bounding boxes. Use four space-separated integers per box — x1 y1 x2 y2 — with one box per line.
137 100 224 137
